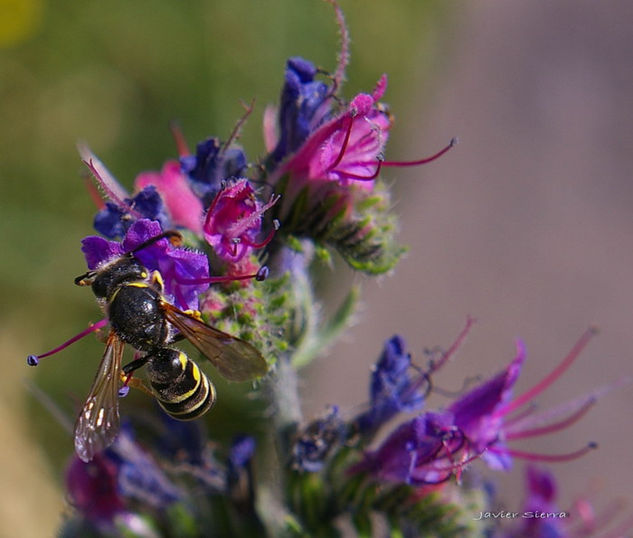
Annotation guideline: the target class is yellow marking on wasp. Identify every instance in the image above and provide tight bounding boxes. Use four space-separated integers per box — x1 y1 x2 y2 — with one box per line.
140 271 148 279
126 282 149 288
159 357 202 404
150 270 164 290
164 376 211 415
109 287 121 302
183 309 203 321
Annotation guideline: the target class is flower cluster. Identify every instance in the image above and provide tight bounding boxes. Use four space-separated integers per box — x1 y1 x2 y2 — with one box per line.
27 1 627 537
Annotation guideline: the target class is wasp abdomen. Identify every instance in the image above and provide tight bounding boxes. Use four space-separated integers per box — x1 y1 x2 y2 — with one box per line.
146 348 216 420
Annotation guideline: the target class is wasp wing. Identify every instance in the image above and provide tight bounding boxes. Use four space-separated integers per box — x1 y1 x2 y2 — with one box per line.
161 302 268 382
74 331 125 462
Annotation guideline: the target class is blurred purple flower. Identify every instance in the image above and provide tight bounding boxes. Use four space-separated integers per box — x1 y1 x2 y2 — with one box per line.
66 452 125 525
354 335 429 435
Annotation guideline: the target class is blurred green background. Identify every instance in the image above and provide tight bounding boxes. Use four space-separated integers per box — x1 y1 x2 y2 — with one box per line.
1 0 448 534
3 0 633 536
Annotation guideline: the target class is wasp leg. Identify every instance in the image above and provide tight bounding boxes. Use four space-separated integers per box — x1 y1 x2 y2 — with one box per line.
150 270 165 292
122 355 151 375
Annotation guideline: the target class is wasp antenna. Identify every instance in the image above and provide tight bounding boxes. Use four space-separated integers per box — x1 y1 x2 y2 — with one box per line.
128 230 183 256
75 270 98 286
26 319 109 366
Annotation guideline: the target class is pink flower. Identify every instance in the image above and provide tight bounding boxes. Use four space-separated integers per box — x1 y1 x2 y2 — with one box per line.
203 179 278 266
135 160 204 234
273 75 391 190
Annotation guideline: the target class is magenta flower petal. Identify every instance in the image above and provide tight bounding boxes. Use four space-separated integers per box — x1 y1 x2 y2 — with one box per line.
135 161 204 234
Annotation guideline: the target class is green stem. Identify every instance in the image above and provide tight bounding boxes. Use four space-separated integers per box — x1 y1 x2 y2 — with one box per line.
256 356 304 536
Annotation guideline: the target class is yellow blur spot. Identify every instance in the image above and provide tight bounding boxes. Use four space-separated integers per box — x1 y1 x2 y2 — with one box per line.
0 0 44 48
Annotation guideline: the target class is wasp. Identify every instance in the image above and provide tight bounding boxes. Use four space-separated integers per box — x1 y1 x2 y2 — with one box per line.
28 231 268 462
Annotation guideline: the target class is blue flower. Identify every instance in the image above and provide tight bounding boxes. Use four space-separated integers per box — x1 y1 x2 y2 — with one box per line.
107 423 183 508
93 185 170 239
266 57 332 167
355 335 429 434
157 413 207 466
180 137 248 206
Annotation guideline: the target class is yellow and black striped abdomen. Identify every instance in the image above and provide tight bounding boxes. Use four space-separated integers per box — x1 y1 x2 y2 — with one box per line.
146 348 216 421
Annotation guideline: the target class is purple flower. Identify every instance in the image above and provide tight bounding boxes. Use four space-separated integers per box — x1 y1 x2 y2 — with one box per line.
355 320 475 435
350 330 599 488
348 413 459 486
180 136 248 206
446 329 599 471
203 179 278 267
447 342 526 470
355 335 429 434
81 218 210 311
65 423 181 532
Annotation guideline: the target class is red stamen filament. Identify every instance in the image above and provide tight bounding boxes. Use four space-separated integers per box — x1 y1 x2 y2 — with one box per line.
169 121 190 157
240 223 278 249
327 115 355 172
500 403 537 428
84 177 106 210
28 319 108 364
496 327 598 418
338 159 383 181
488 442 597 463
429 316 476 374
222 98 255 154
505 398 596 441
176 270 265 286
380 138 458 167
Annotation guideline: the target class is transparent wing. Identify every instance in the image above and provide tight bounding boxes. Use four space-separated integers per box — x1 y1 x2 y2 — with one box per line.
161 301 268 382
74 332 125 462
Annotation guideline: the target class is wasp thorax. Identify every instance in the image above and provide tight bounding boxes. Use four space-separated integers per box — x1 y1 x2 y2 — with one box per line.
91 257 148 299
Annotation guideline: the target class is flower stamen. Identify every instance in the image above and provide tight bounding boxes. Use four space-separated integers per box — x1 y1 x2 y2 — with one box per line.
27 318 109 366
489 442 598 463
496 326 598 418
505 397 596 441
175 266 269 286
